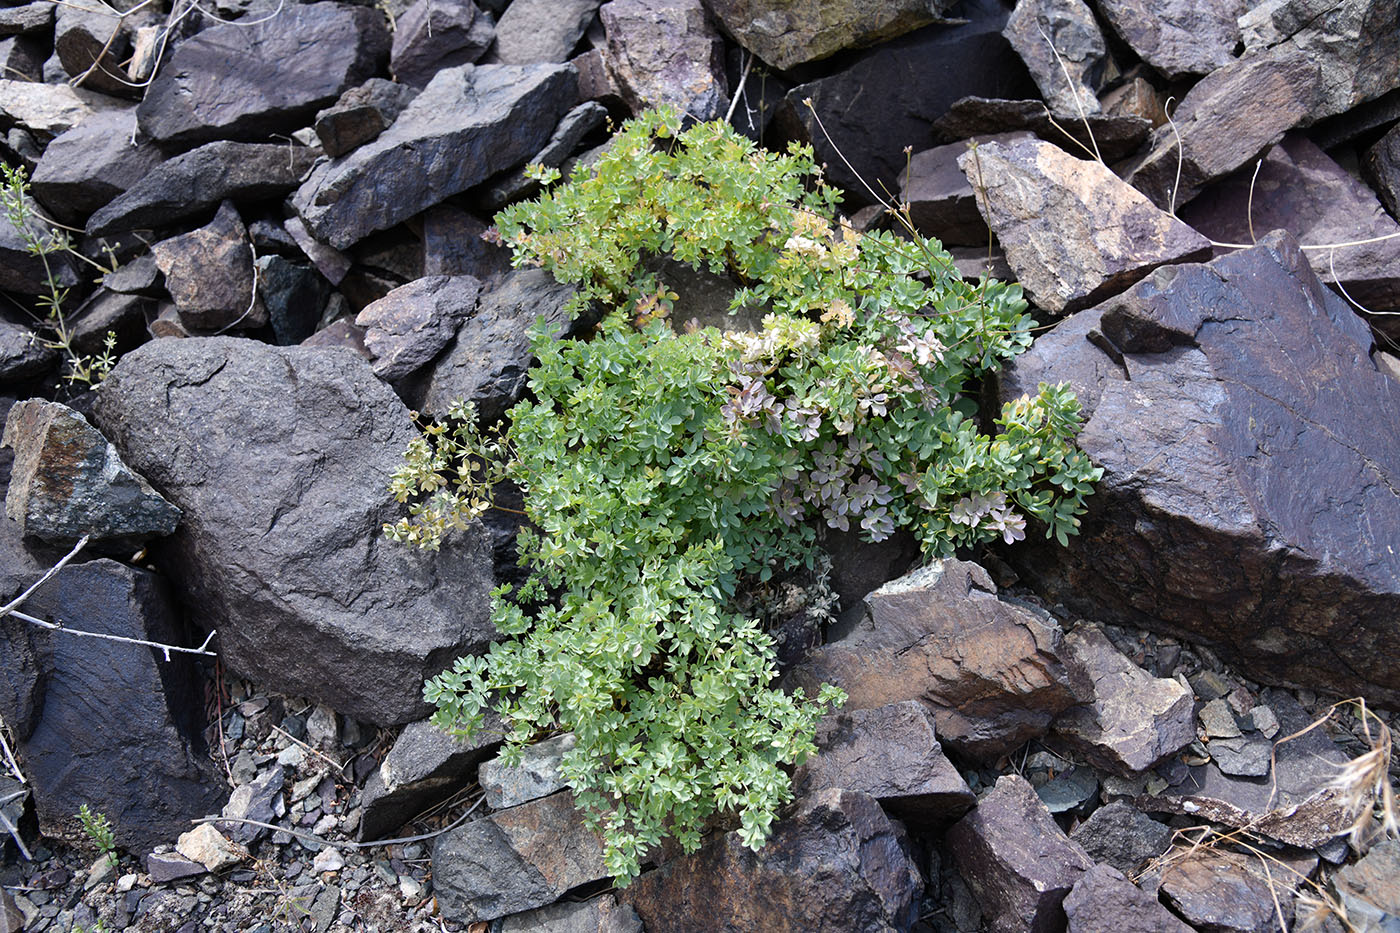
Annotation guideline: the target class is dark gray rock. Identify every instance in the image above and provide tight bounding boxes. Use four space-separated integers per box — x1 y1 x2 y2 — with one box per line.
479 733 572 810
703 0 956 70
92 336 499 725
0 195 78 296
1064 863 1193 933
491 0 599 64
68 288 153 357
933 96 1152 163
1365 122 1400 221
257 256 331 346
1069 801 1174 875
1036 766 1097 815
292 62 577 249
1003 0 1106 116
390 0 494 88
86 141 318 237
1158 848 1313 932
422 204 513 279
314 79 418 158
416 267 577 422
54 0 140 97
2 400 180 549
151 201 263 332
958 134 1211 316
623 788 922 933
0 3 52 35
356 274 482 384
1207 733 1273 777
898 139 995 247
0 320 57 384
302 317 369 358
433 790 608 923
599 0 727 121
0 35 46 82
948 774 1094 933
15 559 227 853
0 516 45 739
104 253 162 297
360 716 503 840
1096 0 1242 80
136 2 390 146
31 110 164 225
996 232 1400 707
475 100 607 213
285 215 352 286
499 896 642 933
0 78 126 142
216 765 284 845
792 700 975 825
1332 839 1400 930
787 561 1081 761
145 851 208 883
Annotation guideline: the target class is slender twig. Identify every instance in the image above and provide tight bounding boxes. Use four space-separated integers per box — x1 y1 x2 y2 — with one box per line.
200 793 488 849
269 723 346 775
5 610 218 661
0 801 32 861
723 51 753 126
1246 159 1263 245
1035 23 1101 164
1164 96 1184 216
0 722 24 785
0 535 89 619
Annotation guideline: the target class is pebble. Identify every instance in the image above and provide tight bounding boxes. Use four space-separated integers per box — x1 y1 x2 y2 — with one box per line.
277 745 307 768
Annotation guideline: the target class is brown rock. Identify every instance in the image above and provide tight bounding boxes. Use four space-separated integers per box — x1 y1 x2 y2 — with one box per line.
314 79 418 158
1003 0 1106 116
899 139 1001 247
599 0 727 121
151 201 263 332
1158 847 1313 932
1101 75 1168 126
702 0 956 71
934 96 1152 162
1364 122 1400 221
1096 0 1242 80
1333 839 1400 929
355 275 482 384
1064 863 1193 933
958 135 1211 316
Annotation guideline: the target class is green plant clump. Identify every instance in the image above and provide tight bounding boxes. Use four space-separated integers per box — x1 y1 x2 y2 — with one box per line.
77 803 117 867
390 108 1101 882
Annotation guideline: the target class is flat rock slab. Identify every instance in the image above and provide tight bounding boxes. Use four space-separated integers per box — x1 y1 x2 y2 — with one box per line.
0 79 126 142
479 733 573 811
958 135 1211 315
92 337 498 725
997 231 1400 707
357 275 482 384
948 774 1094 933
1095 0 1241 80
787 560 1079 761
622 788 922 933
30 110 164 225
137 1 388 146
599 0 727 122
1003 0 1105 115
292 62 576 250
360 717 503 840
1064 863 1192 933
704 0 955 70
1158 847 1312 932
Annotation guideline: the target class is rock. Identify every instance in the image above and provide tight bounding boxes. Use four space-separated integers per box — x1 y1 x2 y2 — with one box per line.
144 851 207 884
1365 123 1400 220
285 215 352 286
2 400 180 550
1158 847 1312 932
422 205 513 279
432 790 608 923
1002 0 1106 116
92 336 499 725
1036 766 1097 815
29 110 164 226
499 895 642 933
53 0 136 97
1095 0 1242 80
136 2 390 146
773 3 1036 205
957 135 1211 316
1052 623 1194 775
302 317 369 357
416 267 578 422
933 96 1152 163
67 287 153 358
792 700 975 825
0 190 80 298
1121 51 1322 210
390 0 494 88
623 788 922 933
360 716 503 840
787 561 1080 761
175 824 246 871
0 35 46 82
312 847 344 873
217 765 285 845
703 0 956 71
0 3 52 35
0 517 46 737
0 79 126 143
1208 734 1273 778
356 275 483 384
313 79 418 158
475 100 607 213
0 320 57 384
479 733 574 810
898 139 995 247
258 256 332 346
1064 863 1193 933
1333 839 1400 930
947 774 1094 933
996 232 1400 707
1199 698 1243 739
1101 74 1169 126
151 201 263 333
491 0 599 64
104 253 162 297
86 141 319 237
599 0 727 122
15 558 228 852
1180 133 1400 325
292 62 577 249
1069 801 1174 875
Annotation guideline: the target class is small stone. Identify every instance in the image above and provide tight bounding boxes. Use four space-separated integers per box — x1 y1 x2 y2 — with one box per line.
145 852 207 884
479 733 574 810
1199 699 1243 739
312 848 344 874
1248 705 1280 739
491 0 600 64
1159 847 1314 932
356 275 483 384
313 79 418 158
1064 863 1193 933
1208 734 1272 778
278 746 306 768
1070 801 1174 875
151 201 263 332
1035 767 1098 814
175 824 246 872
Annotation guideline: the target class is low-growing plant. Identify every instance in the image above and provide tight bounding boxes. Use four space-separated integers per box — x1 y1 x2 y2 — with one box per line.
77 803 117 867
389 107 1101 881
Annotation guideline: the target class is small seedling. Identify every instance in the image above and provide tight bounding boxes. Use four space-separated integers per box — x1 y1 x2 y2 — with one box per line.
77 803 117 867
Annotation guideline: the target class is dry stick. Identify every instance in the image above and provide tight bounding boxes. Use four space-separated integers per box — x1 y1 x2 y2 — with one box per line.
200 793 488 850
0 534 89 618
0 723 24 785
1164 97 1184 217
1035 22 1101 165
1246 158 1263 245
723 51 753 125
268 723 347 775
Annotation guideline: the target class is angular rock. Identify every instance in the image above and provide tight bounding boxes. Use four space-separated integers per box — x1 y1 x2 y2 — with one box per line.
1003 0 1106 116
1199 697 1243 739
997 233 1400 706
703 0 955 71
30 110 164 226
357 274 482 384
0 320 57 384
257 256 331 347
933 96 1152 163
422 204 513 279
0 79 126 143
2 400 180 550
1333 839 1400 930
92 337 499 725
1158 848 1311 932
0 516 46 737
0 3 52 35
1180 133 1400 322
958 135 1211 315
151 201 263 332
1101 74 1169 126
1052 623 1194 775
475 100 608 213
313 79 418 158
1365 123 1400 221
69 285 152 363
175 823 246 871
1208 733 1273 778
302 318 369 357
390 0 494 87
0 35 46 82
15 558 228 852
0 889 19 933
898 139 994 247
1069 801 1174 875
479 733 573 810
54 0 134 97
87 141 319 237
216 764 285 845
499 896 642 933
774 3 1036 204
432 790 608 923
599 0 726 122
787 561 1080 761
360 717 503 840
793 700 975 824
0 194 79 298
1064 863 1193 933
623 788 922 933
948 774 1095 933
285 215 352 285
145 851 207 883
104 254 162 297
491 0 599 64
136 2 390 146
292 62 577 249
1036 766 1098 815
1096 0 1241 80
416 267 577 422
